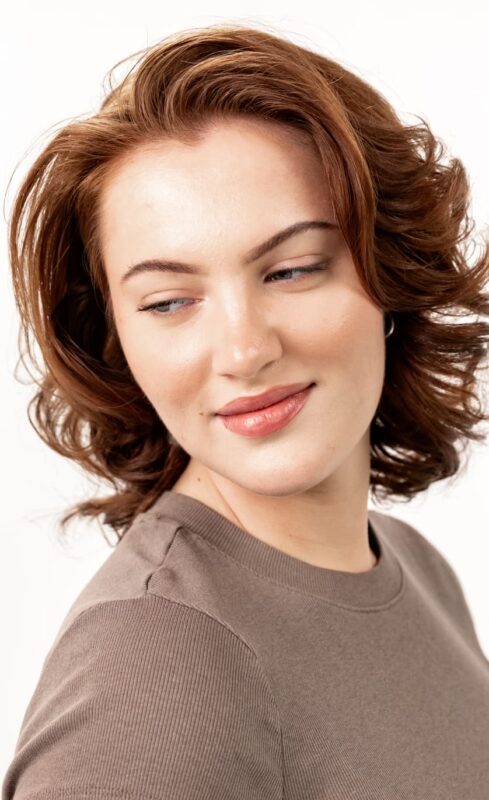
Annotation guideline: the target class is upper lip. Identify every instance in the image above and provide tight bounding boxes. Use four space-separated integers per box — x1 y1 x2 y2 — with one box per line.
216 382 314 416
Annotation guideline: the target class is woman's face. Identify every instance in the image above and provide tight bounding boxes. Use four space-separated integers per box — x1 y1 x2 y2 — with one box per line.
99 117 386 498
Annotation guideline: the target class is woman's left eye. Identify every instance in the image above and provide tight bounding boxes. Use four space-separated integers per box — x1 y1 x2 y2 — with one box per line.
265 262 329 283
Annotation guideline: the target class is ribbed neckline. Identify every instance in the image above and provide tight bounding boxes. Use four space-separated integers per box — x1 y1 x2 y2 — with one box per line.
150 490 404 609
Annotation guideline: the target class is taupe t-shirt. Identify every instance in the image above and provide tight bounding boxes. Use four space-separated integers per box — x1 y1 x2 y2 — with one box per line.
3 490 489 799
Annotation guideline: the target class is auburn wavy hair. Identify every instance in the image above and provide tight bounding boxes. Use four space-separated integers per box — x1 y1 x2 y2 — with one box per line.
7 23 489 543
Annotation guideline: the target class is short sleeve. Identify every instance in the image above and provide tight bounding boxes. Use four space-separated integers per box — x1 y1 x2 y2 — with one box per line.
2 595 283 800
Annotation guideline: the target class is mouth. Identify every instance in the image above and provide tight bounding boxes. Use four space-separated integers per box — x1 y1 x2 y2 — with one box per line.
216 383 315 438
216 382 315 416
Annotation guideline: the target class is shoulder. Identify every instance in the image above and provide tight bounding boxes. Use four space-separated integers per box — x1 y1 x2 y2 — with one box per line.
3 596 283 800
370 509 484 654
370 508 462 589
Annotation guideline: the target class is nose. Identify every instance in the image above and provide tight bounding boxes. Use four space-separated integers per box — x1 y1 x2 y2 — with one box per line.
211 293 283 380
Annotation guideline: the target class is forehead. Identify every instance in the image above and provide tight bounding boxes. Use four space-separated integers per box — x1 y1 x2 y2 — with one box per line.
98 119 335 274
100 117 329 211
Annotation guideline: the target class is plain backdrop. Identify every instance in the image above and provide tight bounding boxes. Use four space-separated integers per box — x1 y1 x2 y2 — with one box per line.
2 0 489 776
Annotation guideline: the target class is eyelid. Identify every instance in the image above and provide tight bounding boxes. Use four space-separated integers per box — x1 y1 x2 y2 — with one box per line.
264 253 332 272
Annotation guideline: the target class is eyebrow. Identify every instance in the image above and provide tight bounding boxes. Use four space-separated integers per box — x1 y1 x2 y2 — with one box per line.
119 219 338 285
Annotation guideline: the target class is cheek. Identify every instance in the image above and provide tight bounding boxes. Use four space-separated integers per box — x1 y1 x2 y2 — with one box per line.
116 316 205 415
304 292 385 393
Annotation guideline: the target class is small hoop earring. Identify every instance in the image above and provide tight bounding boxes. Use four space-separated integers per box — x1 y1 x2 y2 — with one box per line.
385 313 395 338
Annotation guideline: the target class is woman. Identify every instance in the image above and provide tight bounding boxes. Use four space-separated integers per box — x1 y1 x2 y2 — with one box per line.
3 23 489 799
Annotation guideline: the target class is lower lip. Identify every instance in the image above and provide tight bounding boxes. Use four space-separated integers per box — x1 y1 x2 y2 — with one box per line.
217 384 315 438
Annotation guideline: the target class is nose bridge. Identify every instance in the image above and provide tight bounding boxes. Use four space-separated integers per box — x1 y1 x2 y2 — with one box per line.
211 280 281 375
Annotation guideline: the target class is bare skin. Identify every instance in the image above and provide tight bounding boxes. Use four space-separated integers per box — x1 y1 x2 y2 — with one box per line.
99 116 384 573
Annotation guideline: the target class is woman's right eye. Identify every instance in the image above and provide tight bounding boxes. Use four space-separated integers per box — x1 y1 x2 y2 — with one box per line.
137 298 193 316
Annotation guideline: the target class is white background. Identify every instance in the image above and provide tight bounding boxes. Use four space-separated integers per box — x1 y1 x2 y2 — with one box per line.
2 0 489 776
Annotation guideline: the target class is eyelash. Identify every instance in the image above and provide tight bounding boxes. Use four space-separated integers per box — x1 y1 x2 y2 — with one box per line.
137 262 330 317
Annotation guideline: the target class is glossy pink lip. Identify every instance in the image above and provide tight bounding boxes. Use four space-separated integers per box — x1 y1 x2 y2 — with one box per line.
218 384 314 438
216 382 314 416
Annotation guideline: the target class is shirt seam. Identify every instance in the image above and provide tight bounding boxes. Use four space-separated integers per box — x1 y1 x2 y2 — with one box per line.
53 592 285 797
15 786 160 800
164 521 406 613
144 589 285 796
